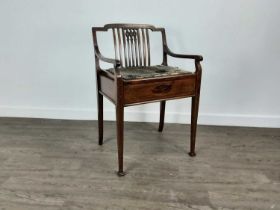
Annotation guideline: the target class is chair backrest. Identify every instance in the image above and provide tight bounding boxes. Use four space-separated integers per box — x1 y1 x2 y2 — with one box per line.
92 24 167 68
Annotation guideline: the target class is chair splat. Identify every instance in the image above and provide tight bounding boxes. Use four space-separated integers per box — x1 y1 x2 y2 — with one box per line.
112 27 151 68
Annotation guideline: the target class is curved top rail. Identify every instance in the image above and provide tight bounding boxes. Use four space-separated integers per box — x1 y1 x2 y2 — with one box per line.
104 23 156 30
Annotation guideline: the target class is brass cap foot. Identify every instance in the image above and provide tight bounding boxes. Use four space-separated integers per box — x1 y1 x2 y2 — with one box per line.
188 152 196 157
116 171 126 177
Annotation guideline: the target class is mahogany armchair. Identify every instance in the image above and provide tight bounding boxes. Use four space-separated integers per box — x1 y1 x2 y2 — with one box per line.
92 24 203 176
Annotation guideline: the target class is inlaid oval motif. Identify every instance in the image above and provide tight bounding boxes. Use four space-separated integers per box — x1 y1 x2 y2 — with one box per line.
152 84 172 94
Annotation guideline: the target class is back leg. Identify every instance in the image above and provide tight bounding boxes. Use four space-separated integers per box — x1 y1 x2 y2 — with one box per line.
158 101 166 132
97 92 103 145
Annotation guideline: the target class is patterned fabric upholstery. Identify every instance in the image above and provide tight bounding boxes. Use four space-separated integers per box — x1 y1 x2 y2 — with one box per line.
107 65 192 80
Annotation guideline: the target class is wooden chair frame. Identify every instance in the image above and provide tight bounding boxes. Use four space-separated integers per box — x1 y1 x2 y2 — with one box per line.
92 24 203 176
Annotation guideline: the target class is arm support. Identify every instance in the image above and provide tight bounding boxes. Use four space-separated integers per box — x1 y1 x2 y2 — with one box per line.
92 28 121 77
94 48 121 68
94 47 122 78
165 46 203 62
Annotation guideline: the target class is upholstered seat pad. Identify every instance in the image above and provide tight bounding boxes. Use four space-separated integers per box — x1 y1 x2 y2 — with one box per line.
107 65 192 80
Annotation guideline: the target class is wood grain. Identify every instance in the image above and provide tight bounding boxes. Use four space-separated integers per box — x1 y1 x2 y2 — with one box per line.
124 76 196 105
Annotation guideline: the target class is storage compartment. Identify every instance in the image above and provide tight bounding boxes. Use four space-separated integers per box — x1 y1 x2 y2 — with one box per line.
124 76 196 105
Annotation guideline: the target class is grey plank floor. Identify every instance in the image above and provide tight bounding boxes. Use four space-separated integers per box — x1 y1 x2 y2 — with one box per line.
0 118 279 210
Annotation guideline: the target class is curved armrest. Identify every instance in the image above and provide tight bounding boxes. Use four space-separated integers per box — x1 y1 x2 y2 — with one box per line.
165 46 203 62
94 49 122 78
95 50 121 68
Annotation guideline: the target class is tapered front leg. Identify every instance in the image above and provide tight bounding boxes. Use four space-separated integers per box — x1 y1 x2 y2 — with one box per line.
189 61 202 156
158 101 166 132
116 105 125 176
189 96 199 156
97 92 103 145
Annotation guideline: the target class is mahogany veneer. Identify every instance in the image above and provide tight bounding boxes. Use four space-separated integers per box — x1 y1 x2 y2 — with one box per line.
92 23 203 176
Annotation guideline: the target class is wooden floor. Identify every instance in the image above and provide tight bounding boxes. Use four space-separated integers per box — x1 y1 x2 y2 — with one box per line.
0 118 279 210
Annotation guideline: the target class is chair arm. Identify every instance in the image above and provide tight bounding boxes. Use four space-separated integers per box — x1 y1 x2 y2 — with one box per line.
165 46 203 62
95 50 122 78
95 51 121 68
